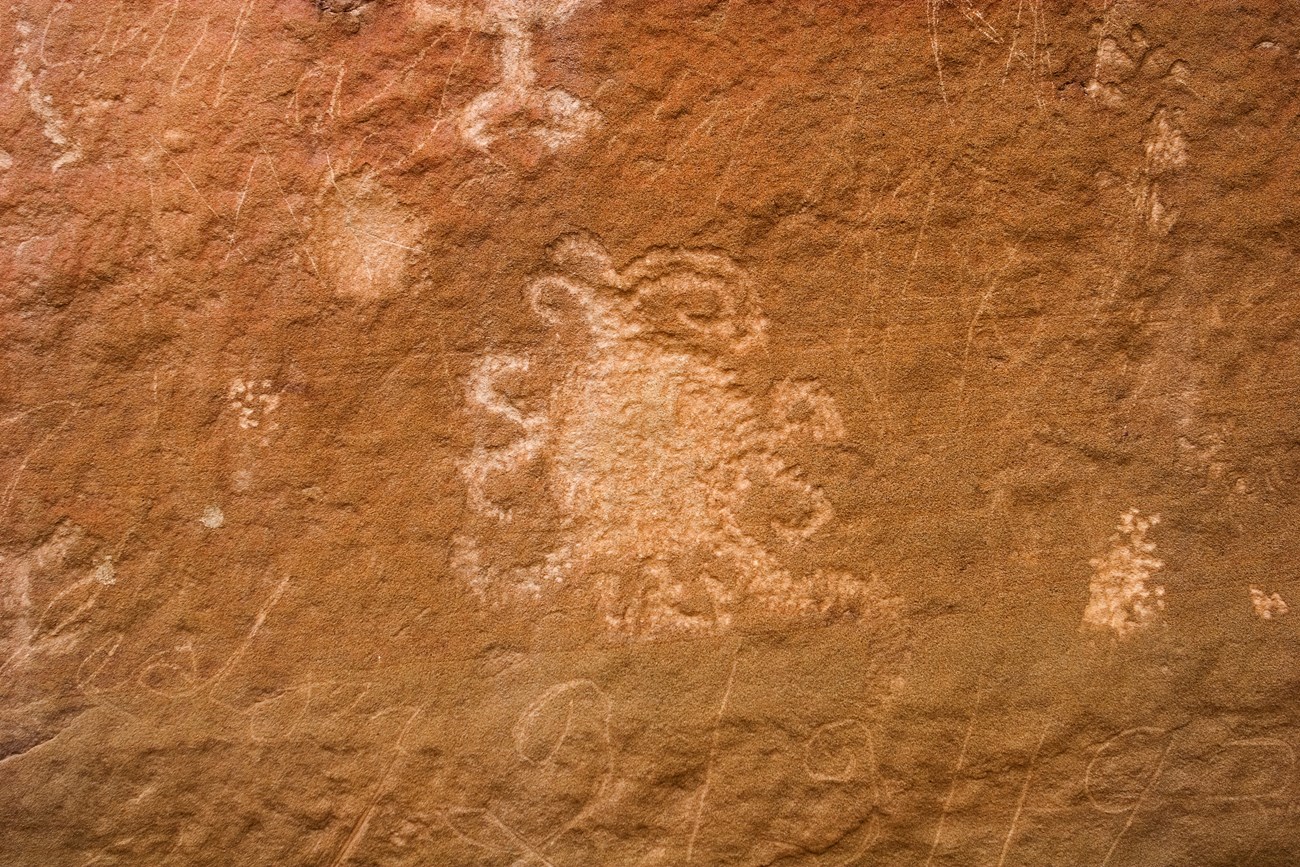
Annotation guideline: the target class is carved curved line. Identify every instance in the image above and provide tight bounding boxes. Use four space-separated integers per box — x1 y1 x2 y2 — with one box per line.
769 380 847 446
467 355 535 427
831 813 883 866
458 87 510 152
806 722 858 779
741 452 834 543
1209 739 1297 802
136 659 195 696
74 632 122 694
31 574 101 644
527 275 583 326
441 807 523 856
1085 726 1170 815
512 678 612 765
1 400 81 518
621 249 766 354
513 678 616 855
804 718 874 784
462 434 545 521
245 686 310 743
463 354 548 520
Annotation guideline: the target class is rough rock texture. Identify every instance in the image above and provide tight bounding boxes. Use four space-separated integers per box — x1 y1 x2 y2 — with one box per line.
2 1 1299 864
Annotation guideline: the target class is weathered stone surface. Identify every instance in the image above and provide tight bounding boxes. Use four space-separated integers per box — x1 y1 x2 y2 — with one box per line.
2 1 1299 864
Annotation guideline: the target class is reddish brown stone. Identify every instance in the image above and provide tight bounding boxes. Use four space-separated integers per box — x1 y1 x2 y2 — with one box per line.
2 1 1299 864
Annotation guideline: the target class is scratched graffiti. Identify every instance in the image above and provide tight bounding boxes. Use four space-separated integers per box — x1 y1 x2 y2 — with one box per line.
747 718 883 865
1 525 105 678
1087 728 1295 813
436 679 613 864
1084 725 1296 865
0 523 111 764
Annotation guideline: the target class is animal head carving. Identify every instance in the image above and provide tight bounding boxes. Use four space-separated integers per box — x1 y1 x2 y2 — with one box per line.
527 233 767 355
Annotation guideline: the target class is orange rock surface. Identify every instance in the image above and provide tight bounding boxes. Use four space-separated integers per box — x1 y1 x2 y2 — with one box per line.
2 1 1298 864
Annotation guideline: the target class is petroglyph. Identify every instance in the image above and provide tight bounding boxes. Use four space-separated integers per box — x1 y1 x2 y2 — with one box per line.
741 717 883 865
455 233 903 642
1086 11 1192 235
1081 726 1299 866
1087 727 1296 812
316 0 375 14
75 575 292 705
199 505 225 529
1 401 80 520
803 719 875 785
245 680 373 743
228 377 281 434
5 2 1300 864
414 0 601 160
1081 509 1165 639
9 22 82 172
1249 586 1289 620
90 557 114 586
1 524 107 676
315 169 420 301
1086 12 1191 108
512 678 612 765
769 379 847 447
1133 107 1188 235
1086 25 1142 108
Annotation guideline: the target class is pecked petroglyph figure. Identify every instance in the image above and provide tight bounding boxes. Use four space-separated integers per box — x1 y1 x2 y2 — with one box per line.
418 0 601 160
454 233 900 641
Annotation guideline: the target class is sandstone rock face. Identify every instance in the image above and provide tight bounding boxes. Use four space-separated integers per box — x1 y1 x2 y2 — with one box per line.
1 1 1298 864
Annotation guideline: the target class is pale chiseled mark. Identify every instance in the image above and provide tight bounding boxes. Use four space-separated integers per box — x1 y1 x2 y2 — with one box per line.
769 379 846 445
1083 10 1192 235
1249 586 1289 621
456 233 904 644
228 378 281 432
461 354 548 524
200 505 225 529
91 557 115 586
1086 31 1139 107
9 22 81 172
1082 508 1165 638
414 0 600 159
1 524 107 676
1134 106 1188 235
316 167 421 301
